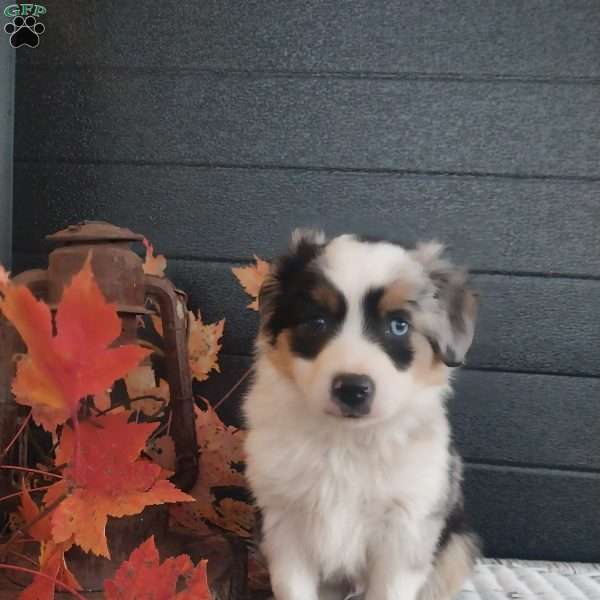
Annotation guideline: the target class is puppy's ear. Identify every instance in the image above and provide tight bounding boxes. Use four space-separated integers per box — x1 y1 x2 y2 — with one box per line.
257 228 327 329
290 227 326 250
411 242 478 367
257 266 278 324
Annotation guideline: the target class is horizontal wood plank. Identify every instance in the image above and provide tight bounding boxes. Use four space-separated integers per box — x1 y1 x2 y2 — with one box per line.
196 355 600 472
11 254 600 377
14 70 600 178
465 465 600 561
450 370 600 472
18 1 600 79
168 260 600 377
13 163 600 276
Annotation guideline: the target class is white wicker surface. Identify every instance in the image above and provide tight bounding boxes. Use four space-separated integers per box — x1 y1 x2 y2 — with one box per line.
270 560 600 600
458 559 600 600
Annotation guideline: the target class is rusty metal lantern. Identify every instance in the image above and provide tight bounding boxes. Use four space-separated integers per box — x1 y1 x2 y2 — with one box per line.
1 220 199 491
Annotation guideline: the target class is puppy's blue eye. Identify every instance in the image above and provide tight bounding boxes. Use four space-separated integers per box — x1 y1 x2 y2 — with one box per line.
388 318 409 337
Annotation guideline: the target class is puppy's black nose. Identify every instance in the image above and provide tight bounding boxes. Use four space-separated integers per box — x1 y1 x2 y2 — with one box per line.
331 374 375 416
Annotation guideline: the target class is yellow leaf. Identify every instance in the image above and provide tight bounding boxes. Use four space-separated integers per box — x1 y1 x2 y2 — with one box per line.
125 364 170 416
147 435 176 472
152 311 223 384
188 311 224 382
170 404 251 538
143 238 167 277
231 256 270 311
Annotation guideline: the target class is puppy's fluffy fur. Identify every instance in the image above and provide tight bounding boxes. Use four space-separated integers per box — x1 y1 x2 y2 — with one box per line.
244 231 480 600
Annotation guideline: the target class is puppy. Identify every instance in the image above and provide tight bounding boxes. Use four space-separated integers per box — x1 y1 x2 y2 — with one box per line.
243 231 480 600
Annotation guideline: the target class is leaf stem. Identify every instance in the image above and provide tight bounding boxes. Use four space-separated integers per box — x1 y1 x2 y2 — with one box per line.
0 489 69 559
0 563 87 599
7 549 39 567
94 400 128 417
213 366 253 410
130 394 167 403
0 484 53 505
0 411 31 463
0 465 63 480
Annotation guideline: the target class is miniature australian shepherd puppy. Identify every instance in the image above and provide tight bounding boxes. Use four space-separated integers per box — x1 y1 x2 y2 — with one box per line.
243 230 480 600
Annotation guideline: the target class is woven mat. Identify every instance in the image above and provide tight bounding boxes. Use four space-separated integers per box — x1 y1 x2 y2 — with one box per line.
458 559 600 600
262 559 600 600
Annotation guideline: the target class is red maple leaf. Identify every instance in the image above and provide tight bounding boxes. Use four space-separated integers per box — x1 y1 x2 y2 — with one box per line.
104 536 211 600
43 413 194 558
18 485 81 600
0 255 151 431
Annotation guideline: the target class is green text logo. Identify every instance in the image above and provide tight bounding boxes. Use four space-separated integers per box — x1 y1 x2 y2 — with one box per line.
4 4 46 17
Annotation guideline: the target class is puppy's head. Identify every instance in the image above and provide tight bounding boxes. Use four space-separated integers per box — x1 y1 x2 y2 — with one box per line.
256 230 477 424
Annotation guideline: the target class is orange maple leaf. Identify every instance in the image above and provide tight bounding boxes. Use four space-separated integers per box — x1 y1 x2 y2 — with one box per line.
142 238 167 277
0 263 10 288
0 256 151 431
18 485 81 600
231 255 270 311
43 413 194 558
188 311 225 382
104 536 212 600
170 404 253 538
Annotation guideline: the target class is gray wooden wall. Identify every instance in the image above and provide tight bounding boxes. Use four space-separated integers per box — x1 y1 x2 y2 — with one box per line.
12 2 600 561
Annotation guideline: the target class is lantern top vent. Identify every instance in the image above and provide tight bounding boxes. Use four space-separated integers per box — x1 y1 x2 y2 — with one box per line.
46 221 144 245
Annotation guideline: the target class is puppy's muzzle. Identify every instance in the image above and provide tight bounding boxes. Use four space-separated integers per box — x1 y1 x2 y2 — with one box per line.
331 374 375 417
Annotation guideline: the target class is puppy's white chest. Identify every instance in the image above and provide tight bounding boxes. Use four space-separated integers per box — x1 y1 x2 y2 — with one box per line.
292 447 383 578
259 434 442 581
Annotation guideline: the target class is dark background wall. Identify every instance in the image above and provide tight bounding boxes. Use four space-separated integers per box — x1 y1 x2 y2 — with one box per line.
10 2 600 561
0 41 13 267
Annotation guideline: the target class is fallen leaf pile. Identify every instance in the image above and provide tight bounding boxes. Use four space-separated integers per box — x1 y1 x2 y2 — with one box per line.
0 238 276 599
170 403 253 538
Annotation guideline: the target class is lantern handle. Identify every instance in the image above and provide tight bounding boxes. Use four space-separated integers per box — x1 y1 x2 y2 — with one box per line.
144 275 199 492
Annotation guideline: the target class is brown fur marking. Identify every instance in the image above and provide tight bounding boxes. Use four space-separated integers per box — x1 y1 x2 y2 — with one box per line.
379 279 418 314
310 283 341 314
266 330 295 379
411 332 449 387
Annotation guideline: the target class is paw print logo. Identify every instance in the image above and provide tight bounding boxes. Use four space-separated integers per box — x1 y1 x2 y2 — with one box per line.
4 15 45 48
